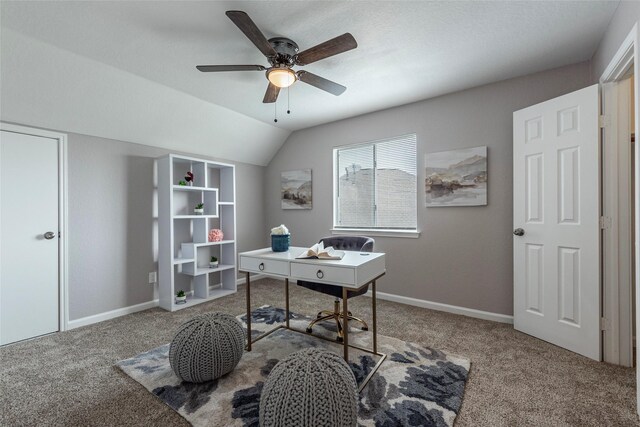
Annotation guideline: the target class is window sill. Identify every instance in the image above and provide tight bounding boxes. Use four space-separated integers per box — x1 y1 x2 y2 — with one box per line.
330 228 421 239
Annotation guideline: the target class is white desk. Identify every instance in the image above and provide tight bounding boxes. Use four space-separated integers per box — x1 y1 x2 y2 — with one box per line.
238 246 386 391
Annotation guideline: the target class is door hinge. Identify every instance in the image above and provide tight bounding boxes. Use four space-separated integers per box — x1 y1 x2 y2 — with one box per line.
600 317 610 331
599 216 612 229
599 114 610 128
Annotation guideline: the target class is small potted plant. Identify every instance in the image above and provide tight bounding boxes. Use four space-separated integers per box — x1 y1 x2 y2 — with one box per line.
175 290 187 304
178 180 187 186
210 256 219 268
194 203 204 215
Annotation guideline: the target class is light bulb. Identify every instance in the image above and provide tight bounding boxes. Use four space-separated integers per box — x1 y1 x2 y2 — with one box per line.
267 68 296 88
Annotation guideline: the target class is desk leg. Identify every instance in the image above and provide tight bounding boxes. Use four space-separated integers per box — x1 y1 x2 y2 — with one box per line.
246 272 251 351
285 278 290 329
342 287 349 361
372 280 377 354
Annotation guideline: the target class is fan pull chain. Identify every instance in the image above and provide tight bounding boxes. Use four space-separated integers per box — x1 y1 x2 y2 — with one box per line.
287 87 291 115
274 100 278 123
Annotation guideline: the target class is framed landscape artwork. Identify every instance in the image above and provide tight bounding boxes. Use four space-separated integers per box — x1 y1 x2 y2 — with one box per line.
281 169 312 209
425 146 487 207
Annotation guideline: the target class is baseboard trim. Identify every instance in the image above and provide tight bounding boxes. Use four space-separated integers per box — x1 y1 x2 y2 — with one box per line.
67 299 159 330
364 290 513 324
261 276 513 324
67 275 264 330
236 273 267 285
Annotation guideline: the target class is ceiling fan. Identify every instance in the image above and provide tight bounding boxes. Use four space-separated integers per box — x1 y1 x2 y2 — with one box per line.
196 10 357 103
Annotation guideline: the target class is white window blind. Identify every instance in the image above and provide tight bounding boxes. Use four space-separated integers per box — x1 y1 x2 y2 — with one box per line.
334 134 417 230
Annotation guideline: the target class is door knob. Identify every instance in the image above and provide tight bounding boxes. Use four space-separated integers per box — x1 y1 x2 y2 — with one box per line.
44 231 56 240
513 228 525 236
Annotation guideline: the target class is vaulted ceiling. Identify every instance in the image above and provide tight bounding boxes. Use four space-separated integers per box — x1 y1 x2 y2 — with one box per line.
0 1 619 165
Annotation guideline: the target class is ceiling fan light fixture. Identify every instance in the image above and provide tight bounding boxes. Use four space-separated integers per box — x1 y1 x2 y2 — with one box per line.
267 68 296 88
197 11 356 104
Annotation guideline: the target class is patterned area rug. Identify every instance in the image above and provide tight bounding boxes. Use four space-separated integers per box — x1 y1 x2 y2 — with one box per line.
117 306 470 427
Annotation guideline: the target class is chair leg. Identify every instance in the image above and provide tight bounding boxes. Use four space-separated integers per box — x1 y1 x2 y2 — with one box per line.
306 314 336 333
334 315 344 342
347 314 369 331
307 299 368 341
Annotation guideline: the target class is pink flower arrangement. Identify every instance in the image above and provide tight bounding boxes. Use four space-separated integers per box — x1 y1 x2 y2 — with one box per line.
208 229 224 242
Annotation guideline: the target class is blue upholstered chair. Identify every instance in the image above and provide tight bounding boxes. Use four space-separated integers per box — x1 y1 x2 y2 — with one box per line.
297 236 374 342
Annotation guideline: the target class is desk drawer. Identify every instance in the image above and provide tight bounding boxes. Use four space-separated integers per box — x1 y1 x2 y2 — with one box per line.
291 262 355 286
240 256 289 276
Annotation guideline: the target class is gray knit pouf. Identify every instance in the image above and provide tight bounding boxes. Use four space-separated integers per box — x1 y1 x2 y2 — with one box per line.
169 312 244 383
259 348 358 427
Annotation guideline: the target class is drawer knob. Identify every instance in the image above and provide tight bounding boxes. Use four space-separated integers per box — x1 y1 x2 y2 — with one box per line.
259 262 265 271
316 270 324 279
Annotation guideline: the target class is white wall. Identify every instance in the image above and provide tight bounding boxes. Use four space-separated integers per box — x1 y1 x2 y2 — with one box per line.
591 2 640 80
265 62 592 316
0 28 290 166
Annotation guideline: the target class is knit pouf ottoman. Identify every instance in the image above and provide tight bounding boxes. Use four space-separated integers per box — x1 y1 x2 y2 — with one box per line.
169 312 244 383
259 348 358 427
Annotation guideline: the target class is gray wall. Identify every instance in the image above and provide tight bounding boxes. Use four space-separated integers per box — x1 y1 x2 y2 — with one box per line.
265 62 592 316
67 133 265 320
591 2 640 80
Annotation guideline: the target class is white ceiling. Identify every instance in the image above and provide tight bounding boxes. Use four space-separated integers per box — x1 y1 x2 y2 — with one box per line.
0 1 619 165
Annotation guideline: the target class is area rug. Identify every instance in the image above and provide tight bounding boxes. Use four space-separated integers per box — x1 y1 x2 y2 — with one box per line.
117 306 470 427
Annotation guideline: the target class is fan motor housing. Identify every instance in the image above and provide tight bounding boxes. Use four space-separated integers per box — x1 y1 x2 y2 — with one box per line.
268 37 299 66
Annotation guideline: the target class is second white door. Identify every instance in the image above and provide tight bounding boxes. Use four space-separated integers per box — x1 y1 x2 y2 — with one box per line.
1 129 60 345
513 84 600 360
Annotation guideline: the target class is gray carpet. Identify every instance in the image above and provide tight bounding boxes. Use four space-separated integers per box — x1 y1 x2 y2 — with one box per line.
0 278 637 426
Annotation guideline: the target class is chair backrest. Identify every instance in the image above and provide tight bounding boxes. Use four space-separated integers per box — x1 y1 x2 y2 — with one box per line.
319 236 374 252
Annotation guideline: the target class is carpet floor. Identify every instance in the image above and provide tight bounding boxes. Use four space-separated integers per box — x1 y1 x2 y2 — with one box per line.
0 278 637 426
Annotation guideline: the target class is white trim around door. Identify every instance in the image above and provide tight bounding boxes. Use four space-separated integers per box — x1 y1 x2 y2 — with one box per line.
0 122 69 332
601 79 634 367
599 21 640 412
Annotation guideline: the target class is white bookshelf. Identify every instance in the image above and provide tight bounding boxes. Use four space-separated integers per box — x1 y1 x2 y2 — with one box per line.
158 154 237 311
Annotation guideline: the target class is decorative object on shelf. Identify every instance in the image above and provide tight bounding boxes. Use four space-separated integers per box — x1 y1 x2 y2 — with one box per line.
178 180 187 186
175 290 187 304
194 203 204 215
169 312 244 383
425 146 487 207
210 256 219 268
281 169 312 210
208 228 224 242
270 224 290 252
259 348 358 427
185 171 194 186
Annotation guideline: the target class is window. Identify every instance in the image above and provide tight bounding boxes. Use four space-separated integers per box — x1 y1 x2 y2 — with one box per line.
333 134 417 233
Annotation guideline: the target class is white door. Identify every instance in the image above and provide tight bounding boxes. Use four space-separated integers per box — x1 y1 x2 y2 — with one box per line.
0 130 60 345
513 84 600 360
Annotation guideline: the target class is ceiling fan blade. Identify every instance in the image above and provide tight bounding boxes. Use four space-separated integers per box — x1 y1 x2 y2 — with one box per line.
263 83 280 103
196 65 266 72
226 10 277 58
297 71 346 96
295 33 357 66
